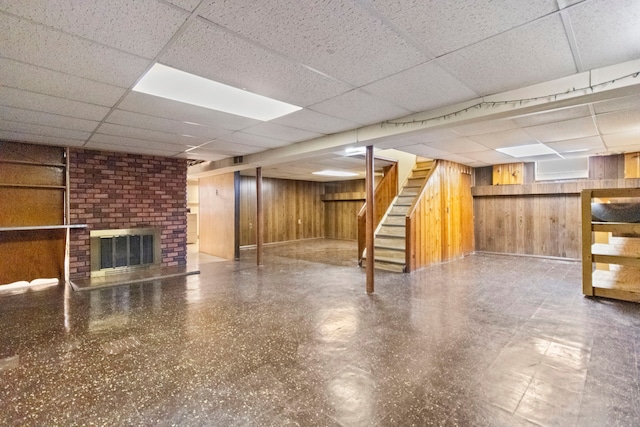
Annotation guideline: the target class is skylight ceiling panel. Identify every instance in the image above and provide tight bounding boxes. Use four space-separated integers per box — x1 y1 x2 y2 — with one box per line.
438 15 576 96
468 128 539 149
242 122 322 143
545 136 605 153
159 19 353 108
0 0 189 58
0 120 91 142
524 117 599 143
96 123 211 146
88 134 192 153
220 132 292 149
596 107 640 135
0 106 99 133
368 0 559 57
197 0 427 87
0 59 126 107
118 92 261 131
270 110 357 135
568 0 640 70
0 87 110 121
1 13 149 88
310 89 410 126
0 131 87 148
513 106 591 128
361 61 478 113
107 110 233 140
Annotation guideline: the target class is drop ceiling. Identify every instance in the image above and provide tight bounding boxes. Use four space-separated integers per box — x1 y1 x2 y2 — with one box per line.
1 0 640 181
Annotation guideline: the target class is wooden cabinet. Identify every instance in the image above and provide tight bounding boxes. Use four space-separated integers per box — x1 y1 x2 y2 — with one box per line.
582 188 640 302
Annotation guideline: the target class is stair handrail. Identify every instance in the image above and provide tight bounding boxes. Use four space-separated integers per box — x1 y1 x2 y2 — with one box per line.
405 160 438 272
357 162 398 264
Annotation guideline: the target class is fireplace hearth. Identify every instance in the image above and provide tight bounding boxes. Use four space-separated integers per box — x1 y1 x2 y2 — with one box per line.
90 228 161 277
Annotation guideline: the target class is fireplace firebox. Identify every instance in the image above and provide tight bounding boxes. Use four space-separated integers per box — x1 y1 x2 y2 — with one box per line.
90 228 161 277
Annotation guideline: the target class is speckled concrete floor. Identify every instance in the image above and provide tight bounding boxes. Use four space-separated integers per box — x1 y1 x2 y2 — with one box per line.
1 239 639 426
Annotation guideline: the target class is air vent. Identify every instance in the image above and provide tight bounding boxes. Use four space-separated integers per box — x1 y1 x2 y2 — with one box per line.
234 156 243 164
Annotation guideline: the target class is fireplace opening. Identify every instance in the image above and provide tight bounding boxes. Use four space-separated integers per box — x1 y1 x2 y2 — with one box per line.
90 228 161 276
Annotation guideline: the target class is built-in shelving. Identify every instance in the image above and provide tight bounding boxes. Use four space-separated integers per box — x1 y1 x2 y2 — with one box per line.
582 188 640 303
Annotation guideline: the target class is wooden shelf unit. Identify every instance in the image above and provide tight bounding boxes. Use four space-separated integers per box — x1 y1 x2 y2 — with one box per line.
582 188 640 303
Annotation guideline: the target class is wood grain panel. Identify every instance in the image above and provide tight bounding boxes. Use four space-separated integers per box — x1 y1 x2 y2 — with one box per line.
199 173 235 259
0 187 64 226
493 163 524 185
0 229 65 284
624 152 640 178
406 161 473 272
0 140 65 164
239 176 325 246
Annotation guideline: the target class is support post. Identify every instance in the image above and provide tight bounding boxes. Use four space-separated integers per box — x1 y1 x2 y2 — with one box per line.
256 167 263 266
365 145 374 294
234 171 240 260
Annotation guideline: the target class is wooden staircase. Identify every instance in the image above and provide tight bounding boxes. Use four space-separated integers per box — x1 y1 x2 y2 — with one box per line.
362 160 434 272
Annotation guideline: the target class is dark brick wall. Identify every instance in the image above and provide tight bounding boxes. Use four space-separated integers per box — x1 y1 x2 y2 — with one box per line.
68 149 187 279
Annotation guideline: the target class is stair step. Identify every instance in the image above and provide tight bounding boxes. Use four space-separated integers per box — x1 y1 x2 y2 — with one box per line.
374 260 405 273
396 195 414 204
378 226 405 237
375 236 404 249
407 178 424 186
383 215 405 226
374 247 405 259
390 205 410 215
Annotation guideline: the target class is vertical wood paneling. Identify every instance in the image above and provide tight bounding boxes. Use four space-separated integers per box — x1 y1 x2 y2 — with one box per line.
239 176 325 246
624 152 640 178
493 163 524 185
590 154 624 179
199 173 235 259
406 161 473 272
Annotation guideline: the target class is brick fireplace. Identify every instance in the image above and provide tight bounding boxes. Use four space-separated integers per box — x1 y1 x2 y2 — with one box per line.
68 149 187 279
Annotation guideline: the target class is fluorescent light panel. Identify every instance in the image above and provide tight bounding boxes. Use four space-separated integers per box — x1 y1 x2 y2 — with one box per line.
133 64 302 121
496 143 557 158
312 170 359 177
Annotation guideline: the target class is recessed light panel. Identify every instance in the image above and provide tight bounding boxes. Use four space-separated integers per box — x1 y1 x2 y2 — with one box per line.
133 64 302 121
496 143 558 158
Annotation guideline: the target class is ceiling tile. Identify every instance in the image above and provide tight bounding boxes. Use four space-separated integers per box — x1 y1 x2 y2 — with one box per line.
605 144 640 155
450 119 520 137
369 0 559 56
242 122 322 143
569 0 640 70
88 133 192 153
221 132 292 149
361 61 478 113
438 153 476 164
95 123 210 146
592 94 640 114
602 130 640 147
596 107 640 135
513 105 591 127
197 141 264 156
408 128 471 144
0 86 110 121
198 0 428 86
0 131 86 147
174 151 227 162
462 150 519 164
398 144 451 159
0 58 126 106
84 140 183 157
524 117 598 142
426 137 488 154
469 128 539 149
545 136 605 153
0 0 188 58
0 120 91 142
561 148 605 158
438 15 576 95
164 0 202 12
1 13 150 87
117 92 261 131
107 110 233 140
310 90 410 126
159 19 353 107
270 109 358 135
0 106 99 132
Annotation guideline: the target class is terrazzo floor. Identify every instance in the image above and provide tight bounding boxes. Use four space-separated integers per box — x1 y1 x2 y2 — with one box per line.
0 239 639 426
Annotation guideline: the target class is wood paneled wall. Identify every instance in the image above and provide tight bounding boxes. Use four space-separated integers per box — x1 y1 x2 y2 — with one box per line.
624 152 640 178
325 179 365 241
200 173 235 259
239 176 325 246
406 161 474 272
493 163 524 185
